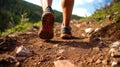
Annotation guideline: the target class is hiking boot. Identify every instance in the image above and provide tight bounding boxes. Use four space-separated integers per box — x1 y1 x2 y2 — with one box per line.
60 26 72 39
38 6 55 39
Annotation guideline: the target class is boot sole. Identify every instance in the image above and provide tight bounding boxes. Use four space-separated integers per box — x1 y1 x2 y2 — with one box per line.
38 12 55 39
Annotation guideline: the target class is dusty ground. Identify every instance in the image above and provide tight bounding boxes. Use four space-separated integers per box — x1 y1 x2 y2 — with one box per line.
0 20 120 67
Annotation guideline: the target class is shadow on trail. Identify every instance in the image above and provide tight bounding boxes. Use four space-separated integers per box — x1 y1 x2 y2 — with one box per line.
46 37 108 49
46 22 120 49
41 22 120 49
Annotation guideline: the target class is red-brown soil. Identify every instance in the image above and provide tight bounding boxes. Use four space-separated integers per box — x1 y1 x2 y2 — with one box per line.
0 20 120 67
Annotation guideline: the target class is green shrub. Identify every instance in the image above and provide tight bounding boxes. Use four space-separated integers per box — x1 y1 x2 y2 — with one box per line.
0 23 31 36
91 9 107 22
113 13 120 23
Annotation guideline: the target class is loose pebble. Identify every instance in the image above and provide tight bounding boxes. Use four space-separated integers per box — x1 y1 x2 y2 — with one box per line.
16 45 33 57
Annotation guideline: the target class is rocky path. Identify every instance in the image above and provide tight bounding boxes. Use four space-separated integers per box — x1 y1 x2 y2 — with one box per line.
0 20 120 67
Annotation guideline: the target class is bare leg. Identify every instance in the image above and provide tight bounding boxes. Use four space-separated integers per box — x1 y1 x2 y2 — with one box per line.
61 0 74 27
61 0 74 39
40 0 53 11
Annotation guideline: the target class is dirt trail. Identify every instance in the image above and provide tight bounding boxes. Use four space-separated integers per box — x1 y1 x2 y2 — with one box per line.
0 20 120 67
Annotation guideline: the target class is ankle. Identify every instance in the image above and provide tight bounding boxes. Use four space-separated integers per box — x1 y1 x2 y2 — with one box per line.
61 24 71 28
45 6 54 13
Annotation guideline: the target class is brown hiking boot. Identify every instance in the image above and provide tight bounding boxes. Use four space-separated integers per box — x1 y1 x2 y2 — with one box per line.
60 26 72 39
38 6 55 39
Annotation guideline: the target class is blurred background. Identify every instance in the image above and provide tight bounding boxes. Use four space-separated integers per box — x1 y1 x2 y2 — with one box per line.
0 0 119 36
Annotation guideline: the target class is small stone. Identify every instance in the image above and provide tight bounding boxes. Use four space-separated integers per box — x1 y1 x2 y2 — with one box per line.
16 45 33 57
53 44 59 48
57 49 65 54
76 24 81 28
81 33 86 37
44 47 52 51
93 47 100 52
109 48 116 53
26 32 33 34
15 62 20 67
96 59 102 64
85 28 93 34
8 34 17 37
112 61 117 66
118 47 120 52
102 59 108 65
111 52 120 58
54 60 76 67
94 28 100 32
111 41 120 48
57 56 65 60
88 58 93 63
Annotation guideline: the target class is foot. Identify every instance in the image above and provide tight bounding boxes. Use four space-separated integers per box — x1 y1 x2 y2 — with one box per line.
38 6 55 39
60 26 72 39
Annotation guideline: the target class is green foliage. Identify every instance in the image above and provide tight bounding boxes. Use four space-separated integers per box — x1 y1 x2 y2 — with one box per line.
88 0 120 23
0 21 42 37
0 0 42 32
0 10 20 32
0 23 31 36
33 21 42 27
91 9 107 22
113 12 120 23
72 15 83 20
108 2 120 13
54 10 63 22
80 17 90 21
0 0 81 34
108 1 120 23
